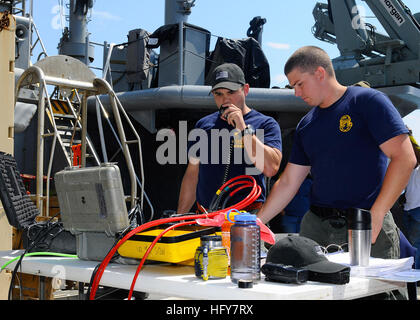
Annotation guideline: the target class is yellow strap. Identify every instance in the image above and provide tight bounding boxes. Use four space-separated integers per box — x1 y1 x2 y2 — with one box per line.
409 135 420 150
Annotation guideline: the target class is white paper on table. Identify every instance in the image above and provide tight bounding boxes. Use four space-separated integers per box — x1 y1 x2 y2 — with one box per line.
326 251 418 281
367 269 420 282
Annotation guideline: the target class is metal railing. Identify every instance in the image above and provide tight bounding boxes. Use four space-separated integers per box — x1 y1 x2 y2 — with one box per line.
14 55 144 216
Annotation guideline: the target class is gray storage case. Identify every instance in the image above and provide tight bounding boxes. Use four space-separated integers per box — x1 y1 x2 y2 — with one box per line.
55 163 130 260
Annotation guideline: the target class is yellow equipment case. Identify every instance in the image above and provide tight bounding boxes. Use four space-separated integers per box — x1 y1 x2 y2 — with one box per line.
118 224 219 265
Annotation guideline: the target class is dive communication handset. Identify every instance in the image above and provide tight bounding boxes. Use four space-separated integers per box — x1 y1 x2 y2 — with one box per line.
219 105 229 120
219 105 236 127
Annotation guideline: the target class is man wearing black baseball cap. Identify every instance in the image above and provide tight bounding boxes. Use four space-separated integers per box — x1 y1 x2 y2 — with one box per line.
177 63 283 214
210 63 247 92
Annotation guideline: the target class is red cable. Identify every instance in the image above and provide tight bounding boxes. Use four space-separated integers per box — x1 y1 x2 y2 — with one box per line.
219 176 259 211
219 180 254 205
229 184 255 197
224 180 252 192
127 220 196 300
225 183 261 210
89 214 209 299
126 176 259 298
218 175 254 192
89 175 261 299
90 176 259 299
90 210 256 299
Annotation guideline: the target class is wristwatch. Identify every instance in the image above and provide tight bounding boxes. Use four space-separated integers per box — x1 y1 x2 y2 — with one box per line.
242 124 255 137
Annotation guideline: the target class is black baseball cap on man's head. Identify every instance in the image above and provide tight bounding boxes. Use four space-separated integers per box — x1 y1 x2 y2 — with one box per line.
265 235 350 284
210 63 246 92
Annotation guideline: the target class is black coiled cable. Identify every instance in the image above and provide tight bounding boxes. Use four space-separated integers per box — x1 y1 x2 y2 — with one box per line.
209 137 234 211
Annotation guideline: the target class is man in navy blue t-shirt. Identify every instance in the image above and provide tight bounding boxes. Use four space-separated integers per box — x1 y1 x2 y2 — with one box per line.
258 46 417 259
177 63 282 213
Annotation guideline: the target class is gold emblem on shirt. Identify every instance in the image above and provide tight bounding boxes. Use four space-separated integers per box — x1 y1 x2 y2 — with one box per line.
233 131 244 148
339 115 353 132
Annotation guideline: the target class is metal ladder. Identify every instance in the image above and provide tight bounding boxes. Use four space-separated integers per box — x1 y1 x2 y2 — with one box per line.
48 93 101 167
15 55 144 216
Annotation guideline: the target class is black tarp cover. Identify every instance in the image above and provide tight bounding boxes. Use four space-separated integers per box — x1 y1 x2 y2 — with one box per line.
147 24 271 89
205 37 271 88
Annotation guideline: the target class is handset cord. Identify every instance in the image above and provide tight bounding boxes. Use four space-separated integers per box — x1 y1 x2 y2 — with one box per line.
209 137 234 211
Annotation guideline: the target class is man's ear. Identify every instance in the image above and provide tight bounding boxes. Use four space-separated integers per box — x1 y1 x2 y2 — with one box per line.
314 66 326 82
243 83 250 96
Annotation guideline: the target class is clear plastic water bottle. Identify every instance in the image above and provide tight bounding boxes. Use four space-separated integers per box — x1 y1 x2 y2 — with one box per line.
230 212 261 284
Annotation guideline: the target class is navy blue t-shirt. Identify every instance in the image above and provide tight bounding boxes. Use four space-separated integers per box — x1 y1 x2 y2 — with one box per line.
188 109 282 209
284 177 312 217
289 86 408 209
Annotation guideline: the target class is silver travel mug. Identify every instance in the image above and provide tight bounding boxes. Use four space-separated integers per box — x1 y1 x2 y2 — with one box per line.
347 208 371 267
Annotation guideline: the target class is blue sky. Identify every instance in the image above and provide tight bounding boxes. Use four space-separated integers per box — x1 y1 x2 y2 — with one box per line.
30 0 420 139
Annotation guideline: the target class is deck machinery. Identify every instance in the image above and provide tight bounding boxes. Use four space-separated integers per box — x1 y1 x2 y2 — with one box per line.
3 0 420 233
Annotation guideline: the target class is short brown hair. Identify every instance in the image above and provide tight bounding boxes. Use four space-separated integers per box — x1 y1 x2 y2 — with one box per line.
284 46 335 77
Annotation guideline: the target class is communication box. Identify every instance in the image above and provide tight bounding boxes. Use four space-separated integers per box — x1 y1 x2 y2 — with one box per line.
54 163 129 237
118 224 218 264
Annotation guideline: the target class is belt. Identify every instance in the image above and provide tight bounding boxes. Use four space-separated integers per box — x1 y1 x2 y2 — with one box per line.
310 205 353 219
197 201 263 213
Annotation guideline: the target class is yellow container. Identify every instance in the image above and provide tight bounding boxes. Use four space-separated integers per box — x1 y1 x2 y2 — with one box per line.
118 224 219 265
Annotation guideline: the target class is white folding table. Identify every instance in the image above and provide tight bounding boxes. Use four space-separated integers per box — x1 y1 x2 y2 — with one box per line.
0 250 408 300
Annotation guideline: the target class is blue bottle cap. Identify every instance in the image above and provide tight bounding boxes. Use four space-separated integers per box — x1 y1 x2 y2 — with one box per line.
235 213 257 222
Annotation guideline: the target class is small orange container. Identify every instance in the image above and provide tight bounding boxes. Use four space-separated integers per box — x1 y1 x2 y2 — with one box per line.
221 210 241 262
